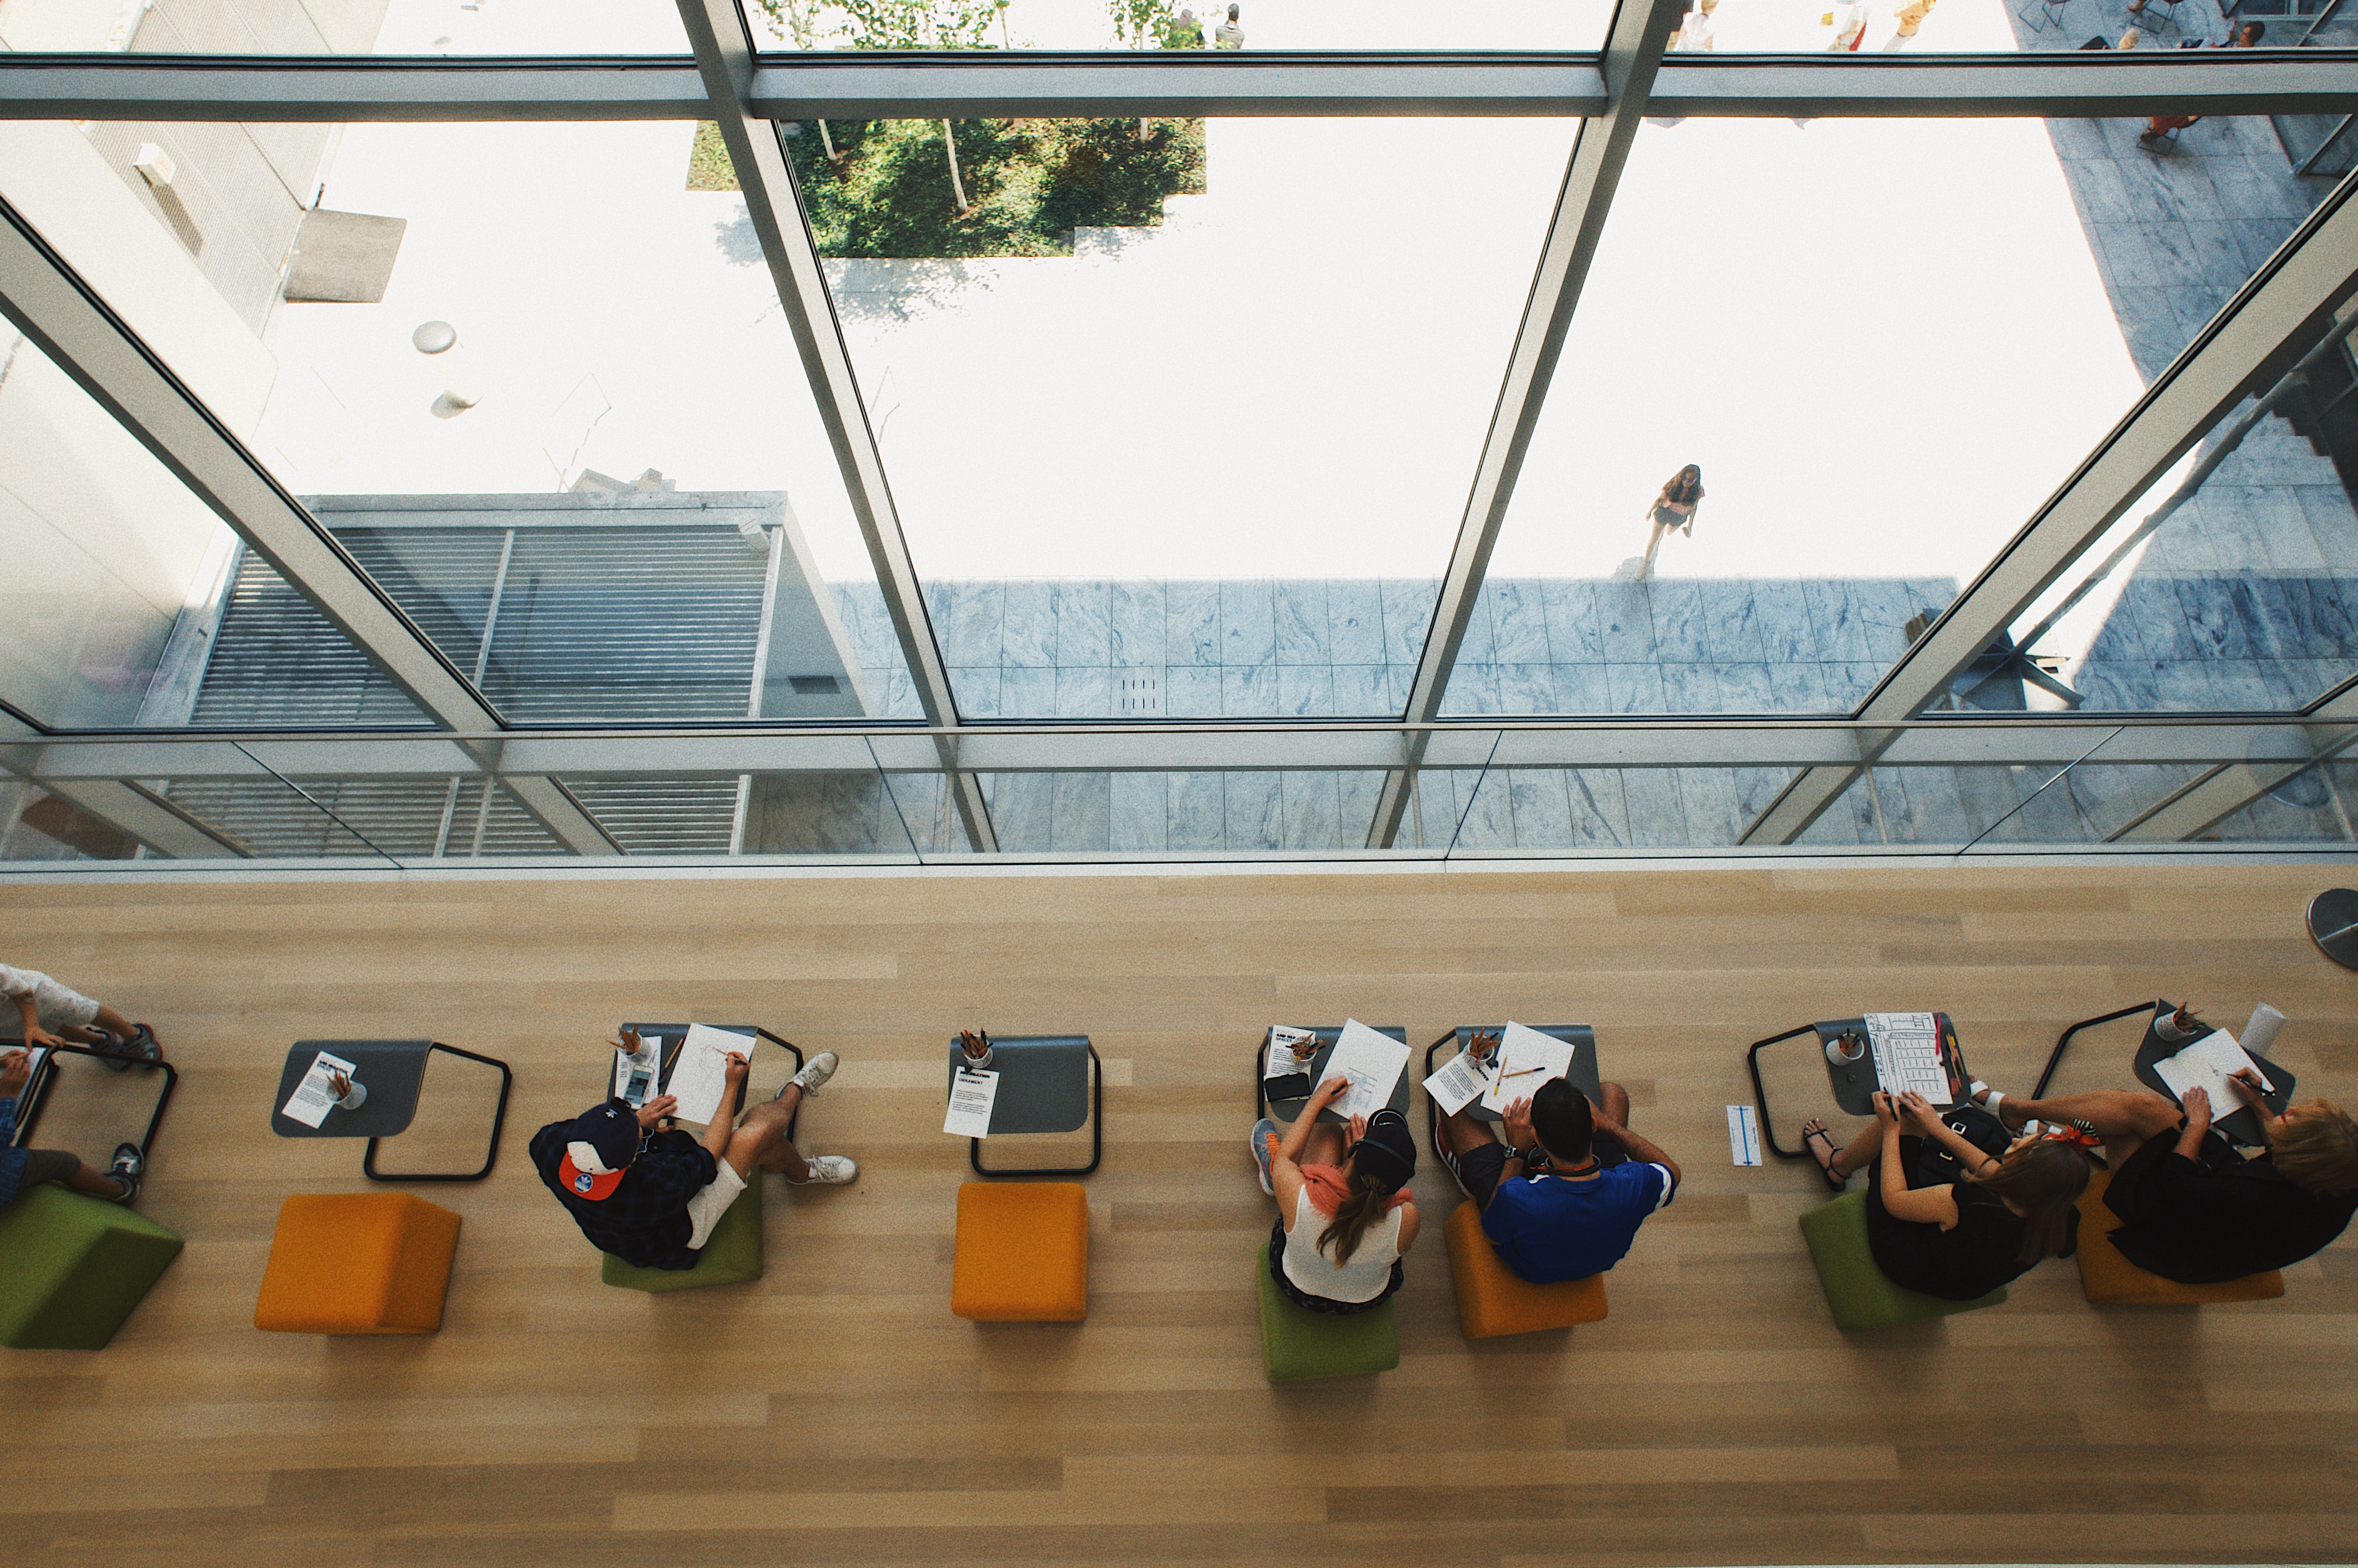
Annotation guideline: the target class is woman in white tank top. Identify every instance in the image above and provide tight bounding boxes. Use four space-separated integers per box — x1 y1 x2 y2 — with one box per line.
1250 1076 1422 1313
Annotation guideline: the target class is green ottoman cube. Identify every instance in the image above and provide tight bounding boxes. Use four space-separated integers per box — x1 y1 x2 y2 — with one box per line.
1799 1190 2006 1331
602 1179 763 1292
0 1184 184 1349
1255 1250 1398 1383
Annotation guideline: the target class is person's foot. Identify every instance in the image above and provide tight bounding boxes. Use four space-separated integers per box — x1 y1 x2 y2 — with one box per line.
1801 1118 1847 1191
107 1143 144 1204
1250 1117 1278 1195
88 1028 135 1073
786 1152 857 1185
788 1052 839 1096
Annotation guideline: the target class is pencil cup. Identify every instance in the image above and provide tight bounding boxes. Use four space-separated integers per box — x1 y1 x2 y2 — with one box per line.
337 1081 369 1112
2154 1005 2202 1045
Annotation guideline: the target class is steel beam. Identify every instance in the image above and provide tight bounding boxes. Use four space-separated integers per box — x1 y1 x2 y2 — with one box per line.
1368 0 1687 848
500 773 625 855
27 779 244 858
1 51 2352 124
1743 164 2358 846
0 193 504 736
675 0 995 853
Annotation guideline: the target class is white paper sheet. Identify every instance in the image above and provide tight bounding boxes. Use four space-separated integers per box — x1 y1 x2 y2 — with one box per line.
1264 1026 1320 1081
1727 1104 1762 1166
667 1024 755 1125
1323 1020 1410 1122
1480 1021 1576 1114
281 1049 357 1129
2156 1030 2275 1115
1422 1045 1497 1118
945 1067 1000 1137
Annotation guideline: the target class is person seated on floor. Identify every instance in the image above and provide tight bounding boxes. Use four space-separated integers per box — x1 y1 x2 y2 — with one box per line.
1967 1073 2358 1284
530 1033 853 1271
1249 1076 1420 1314
1803 1089 2089 1300
0 1047 145 1210
2 958 161 1072
1437 1074 1679 1283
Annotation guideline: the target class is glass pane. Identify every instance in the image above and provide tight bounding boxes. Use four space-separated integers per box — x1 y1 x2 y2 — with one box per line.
157 772 401 859
803 115 1577 719
744 770 925 855
1690 0 2283 50
0 0 689 54
747 0 1606 51
564 775 744 854
979 770 1387 852
1458 114 2309 719
1423 763 1796 851
0 782 144 862
0 118 915 727
2005 300 2358 716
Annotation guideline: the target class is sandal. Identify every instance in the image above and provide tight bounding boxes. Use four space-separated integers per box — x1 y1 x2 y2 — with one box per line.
1801 1120 1847 1191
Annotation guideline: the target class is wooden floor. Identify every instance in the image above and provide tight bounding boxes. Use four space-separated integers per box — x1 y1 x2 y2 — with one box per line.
5 863 2358 1566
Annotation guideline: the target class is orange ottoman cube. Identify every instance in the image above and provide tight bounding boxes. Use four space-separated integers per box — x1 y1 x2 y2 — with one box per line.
2075 1170 2284 1306
952 1181 1088 1322
1444 1198 1608 1339
255 1193 462 1335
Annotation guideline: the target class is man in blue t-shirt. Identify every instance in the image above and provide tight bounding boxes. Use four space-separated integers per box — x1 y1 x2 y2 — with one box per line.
1437 1075 1680 1283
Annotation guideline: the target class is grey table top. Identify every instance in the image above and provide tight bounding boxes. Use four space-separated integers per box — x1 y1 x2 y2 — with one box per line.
946 1035 1094 1136
1438 1024 1600 1123
1261 1025 1411 1127
271 1040 432 1139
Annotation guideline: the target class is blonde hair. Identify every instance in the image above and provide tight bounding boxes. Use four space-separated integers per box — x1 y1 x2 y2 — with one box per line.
2267 1100 2358 1196
1973 1137 2091 1264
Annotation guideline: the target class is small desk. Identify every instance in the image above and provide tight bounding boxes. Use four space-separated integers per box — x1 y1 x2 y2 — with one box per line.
1256 1026 1411 1127
271 1039 511 1181
3 1039 177 1160
606 1023 801 1133
1744 1013 1970 1161
2038 1000 2295 1149
948 1036 1102 1177
1422 1025 1601 1125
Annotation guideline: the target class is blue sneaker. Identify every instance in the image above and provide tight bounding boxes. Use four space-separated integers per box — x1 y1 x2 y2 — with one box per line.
1249 1117 1278 1195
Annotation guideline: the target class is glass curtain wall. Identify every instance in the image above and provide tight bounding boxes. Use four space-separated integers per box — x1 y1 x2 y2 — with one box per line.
4 2 2358 866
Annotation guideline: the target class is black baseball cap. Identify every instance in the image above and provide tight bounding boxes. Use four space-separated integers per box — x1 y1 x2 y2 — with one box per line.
1348 1108 1418 1195
556 1101 642 1200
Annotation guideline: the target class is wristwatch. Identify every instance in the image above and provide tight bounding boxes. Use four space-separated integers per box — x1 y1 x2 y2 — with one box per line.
1502 1146 1529 1164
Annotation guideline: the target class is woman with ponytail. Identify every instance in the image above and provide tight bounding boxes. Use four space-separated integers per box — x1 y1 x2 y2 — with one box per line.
1249 1076 1421 1314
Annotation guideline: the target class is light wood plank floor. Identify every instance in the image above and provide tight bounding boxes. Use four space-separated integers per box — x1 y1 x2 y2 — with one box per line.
5 863 2358 1566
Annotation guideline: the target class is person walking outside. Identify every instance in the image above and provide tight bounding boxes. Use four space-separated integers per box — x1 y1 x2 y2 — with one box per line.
1621 464 1705 582
1214 3 1244 48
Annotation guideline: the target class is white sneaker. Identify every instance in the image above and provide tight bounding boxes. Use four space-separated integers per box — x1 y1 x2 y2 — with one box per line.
788 1051 839 1096
788 1152 857 1185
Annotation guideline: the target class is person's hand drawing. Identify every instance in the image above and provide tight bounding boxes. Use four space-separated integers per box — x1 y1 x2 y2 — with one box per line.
1872 1091 1900 1131
1501 1096 1537 1153
1310 1074 1350 1109
635 1093 679 1129
2228 1066 2270 1107
0 1047 31 1098
1896 1090 1941 1134
721 1051 750 1089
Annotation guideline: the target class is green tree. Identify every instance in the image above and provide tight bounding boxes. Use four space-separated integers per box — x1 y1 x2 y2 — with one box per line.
834 0 1011 216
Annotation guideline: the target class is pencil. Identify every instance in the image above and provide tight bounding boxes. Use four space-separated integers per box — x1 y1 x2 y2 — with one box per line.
1497 1066 1546 1081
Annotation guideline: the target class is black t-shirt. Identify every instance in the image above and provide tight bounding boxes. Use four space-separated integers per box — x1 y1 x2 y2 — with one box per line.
528 1114 717 1271
1864 1139 2047 1301
2105 1134 2357 1283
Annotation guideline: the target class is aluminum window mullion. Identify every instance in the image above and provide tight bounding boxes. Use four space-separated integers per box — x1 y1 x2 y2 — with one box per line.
1366 0 1688 848
674 0 994 852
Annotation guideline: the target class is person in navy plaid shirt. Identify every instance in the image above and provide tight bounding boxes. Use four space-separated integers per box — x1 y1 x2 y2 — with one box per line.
530 1031 855 1270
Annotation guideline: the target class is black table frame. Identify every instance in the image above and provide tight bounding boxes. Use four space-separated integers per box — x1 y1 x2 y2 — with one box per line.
2035 998 2294 1148
953 1036 1103 1178
1746 1015 1968 1163
272 1040 513 1182
4 1039 177 1161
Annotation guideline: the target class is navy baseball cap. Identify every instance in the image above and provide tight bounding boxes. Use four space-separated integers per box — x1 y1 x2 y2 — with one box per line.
1348 1108 1418 1196
556 1102 641 1200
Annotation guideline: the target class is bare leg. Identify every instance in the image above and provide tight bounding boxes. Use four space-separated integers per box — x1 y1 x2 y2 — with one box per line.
724 1088 809 1181
1597 1080 1632 1132
1441 1106 1502 1160
1302 1123 1347 1170
61 1158 130 1201
1635 517 1668 580
1803 1116 1881 1181
60 1006 144 1048
1986 1087 2178 1144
